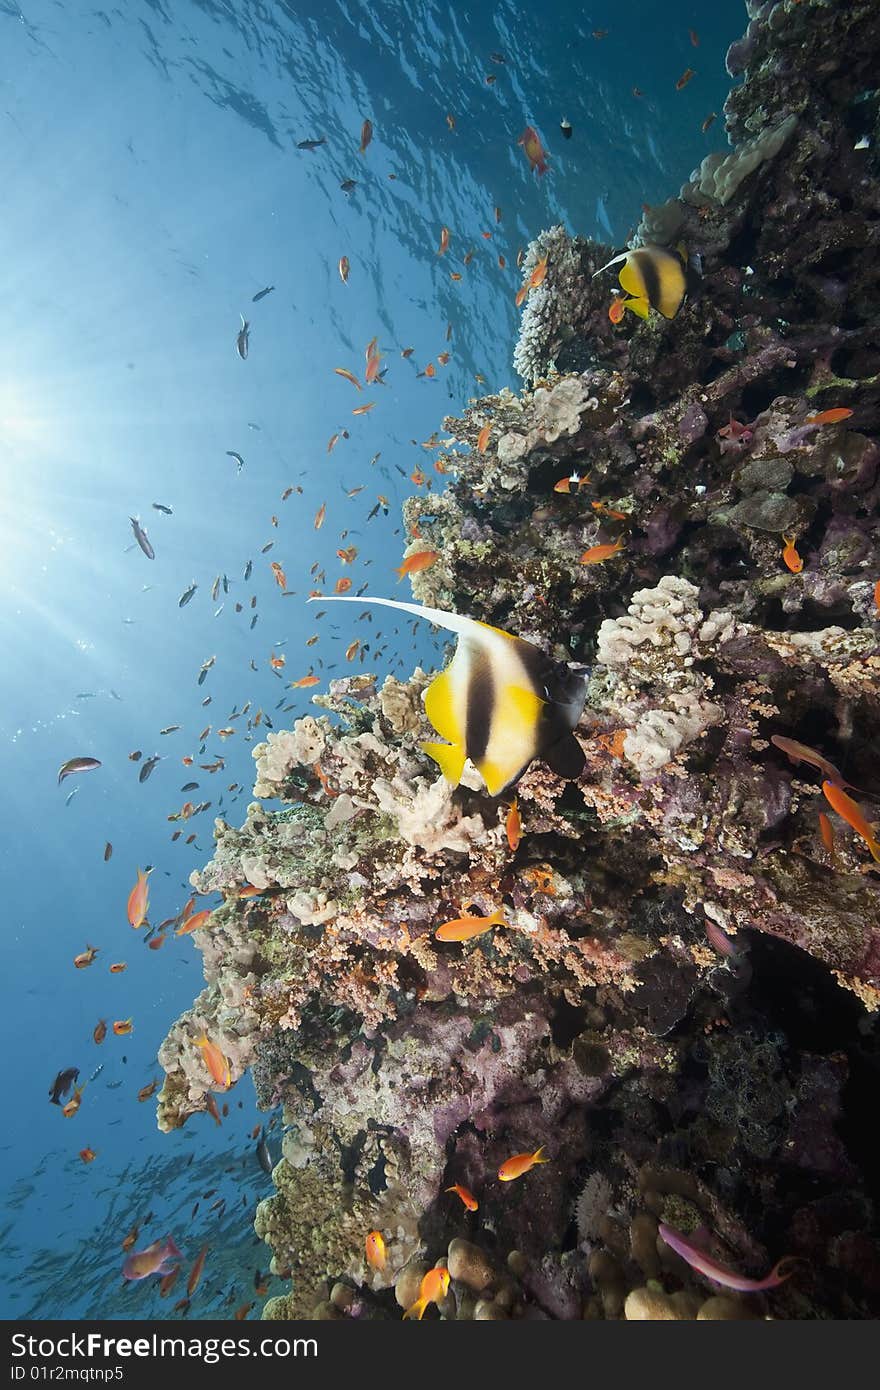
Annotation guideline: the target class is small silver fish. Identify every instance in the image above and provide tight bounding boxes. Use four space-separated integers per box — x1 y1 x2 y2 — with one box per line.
226 451 245 472
178 583 198 608
256 1131 273 1175
236 315 250 359
139 755 161 783
152 502 173 515
244 560 253 581
58 756 101 784
252 286 274 302
130 517 155 560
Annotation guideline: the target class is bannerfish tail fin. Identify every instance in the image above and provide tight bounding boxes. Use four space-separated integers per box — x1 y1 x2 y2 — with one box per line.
624 296 651 319
591 250 630 279
420 739 467 786
424 665 462 745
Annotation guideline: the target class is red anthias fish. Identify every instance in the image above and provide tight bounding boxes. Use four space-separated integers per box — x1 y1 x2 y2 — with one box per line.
518 126 549 176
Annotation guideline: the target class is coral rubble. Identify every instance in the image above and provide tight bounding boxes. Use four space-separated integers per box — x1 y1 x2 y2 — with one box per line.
158 0 880 1320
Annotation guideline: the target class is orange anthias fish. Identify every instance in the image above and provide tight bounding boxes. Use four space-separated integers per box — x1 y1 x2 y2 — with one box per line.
554 472 590 493
93 1019 107 1044
113 1019 134 1036
74 945 99 969
79 1147 97 1163
159 1267 180 1298
781 534 803 573
403 1267 450 1320
498 1146 549 1182
187 1244 209 1296
608 297 625 324
176 909 213 936
345 639 360 661
435 908 507 942
334 367 362 391
338 255 350 283
396 549 439 581
121 1224 140 1252
438 225 450 255
122 1235 182 1283
365 1230 387 1271
197 1034 231 1089
148 934 166 951
874 578 880 611
352 401 376 416
335 577 353 594
62 1084 85 1118
205 1094 222 1126
818 811 836 860
806 407 853 425
271 561 287 590
676 67 695 89
477 423 491 453
518 125 549 176
337 546 358 564
138 1080 158 1102
821 781 880 863
109 962 127 974
290 674 320 688
269 655 286 671
445 1183 478 1212
529 255 548 289
506 797 521 853
515 283 529 308
314 502 326 530
359 118 373 154
127 867 151 929
580 537 625 565
592 501 628 520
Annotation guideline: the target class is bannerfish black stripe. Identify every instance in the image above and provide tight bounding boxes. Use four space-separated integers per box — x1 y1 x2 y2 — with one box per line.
635 250 661 311
466 649 494 765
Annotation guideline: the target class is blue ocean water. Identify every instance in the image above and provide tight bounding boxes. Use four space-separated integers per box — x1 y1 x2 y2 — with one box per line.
0 0 744 1319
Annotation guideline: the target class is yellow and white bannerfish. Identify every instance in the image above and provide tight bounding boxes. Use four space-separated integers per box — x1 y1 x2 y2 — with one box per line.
310 596 588 796
592 244 689 320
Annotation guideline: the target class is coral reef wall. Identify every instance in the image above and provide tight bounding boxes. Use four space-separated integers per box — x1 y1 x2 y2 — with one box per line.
158 0 880 1320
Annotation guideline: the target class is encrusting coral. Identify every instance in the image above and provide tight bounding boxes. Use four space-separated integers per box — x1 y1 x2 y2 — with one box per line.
156 0 880 1320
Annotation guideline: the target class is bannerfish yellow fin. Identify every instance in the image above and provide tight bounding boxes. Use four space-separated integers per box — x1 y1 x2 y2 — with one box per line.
424 664 464 746
623 295 650 319
420 740 467 786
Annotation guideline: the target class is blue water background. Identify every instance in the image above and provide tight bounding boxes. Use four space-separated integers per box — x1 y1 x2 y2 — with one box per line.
0 0 743 1318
